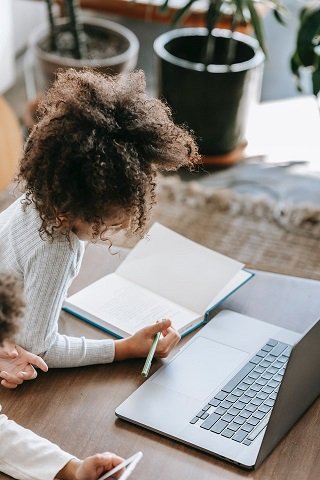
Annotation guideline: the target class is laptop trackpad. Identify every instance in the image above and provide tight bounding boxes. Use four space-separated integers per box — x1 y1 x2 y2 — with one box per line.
152 337 249 401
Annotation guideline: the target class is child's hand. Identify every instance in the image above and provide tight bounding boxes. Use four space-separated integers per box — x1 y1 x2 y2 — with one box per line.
57 452 124 480
114 319 181 361
0 343 48 389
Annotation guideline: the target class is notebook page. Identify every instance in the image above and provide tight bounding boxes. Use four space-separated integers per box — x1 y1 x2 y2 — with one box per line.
116 223 244 314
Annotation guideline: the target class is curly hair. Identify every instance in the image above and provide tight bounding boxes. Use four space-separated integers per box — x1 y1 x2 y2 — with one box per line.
0 274 25 345
18 69 200 240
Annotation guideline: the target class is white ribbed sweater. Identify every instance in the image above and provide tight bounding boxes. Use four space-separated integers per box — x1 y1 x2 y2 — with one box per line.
0 197 115 367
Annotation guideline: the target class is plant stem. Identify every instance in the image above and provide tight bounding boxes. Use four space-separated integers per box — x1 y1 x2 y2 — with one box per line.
64 0 88 59
47 0 58 51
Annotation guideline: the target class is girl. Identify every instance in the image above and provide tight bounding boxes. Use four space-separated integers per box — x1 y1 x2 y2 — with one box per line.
0 69 199 369
0 272 124 480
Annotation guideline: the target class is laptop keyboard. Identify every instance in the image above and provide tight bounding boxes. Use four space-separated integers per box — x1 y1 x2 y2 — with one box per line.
189 339 292 446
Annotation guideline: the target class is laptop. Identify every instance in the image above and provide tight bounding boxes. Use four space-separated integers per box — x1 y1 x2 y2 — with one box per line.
115 310 320 469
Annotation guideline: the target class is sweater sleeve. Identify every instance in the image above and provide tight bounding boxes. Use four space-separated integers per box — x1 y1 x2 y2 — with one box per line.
0 412 74 480
16 237 115 368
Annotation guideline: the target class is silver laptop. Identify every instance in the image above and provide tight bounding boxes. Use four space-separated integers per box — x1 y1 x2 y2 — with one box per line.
115 310 320 469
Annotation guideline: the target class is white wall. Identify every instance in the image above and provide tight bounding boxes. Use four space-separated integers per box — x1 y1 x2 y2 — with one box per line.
0 0 15 93
12 0 47 54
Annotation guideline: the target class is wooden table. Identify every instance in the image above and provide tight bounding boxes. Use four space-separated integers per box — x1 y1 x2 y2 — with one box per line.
0 244 319 480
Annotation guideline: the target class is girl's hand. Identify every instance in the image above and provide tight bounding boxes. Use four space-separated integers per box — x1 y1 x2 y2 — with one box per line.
0 343 48 389
57 452 124 480
114 319 181 361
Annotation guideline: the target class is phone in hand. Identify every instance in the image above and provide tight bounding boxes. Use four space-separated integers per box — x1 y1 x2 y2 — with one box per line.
97 451 143 480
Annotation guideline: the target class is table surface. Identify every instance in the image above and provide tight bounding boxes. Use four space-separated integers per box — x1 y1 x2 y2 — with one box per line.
0 96 22 191
0 244 319 480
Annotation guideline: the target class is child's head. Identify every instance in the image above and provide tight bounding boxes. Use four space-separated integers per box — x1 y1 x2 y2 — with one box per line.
19 69 200 240
0 274 25 345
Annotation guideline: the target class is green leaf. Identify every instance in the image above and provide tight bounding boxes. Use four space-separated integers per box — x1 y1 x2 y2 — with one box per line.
172 0 199 25
246 0 266 55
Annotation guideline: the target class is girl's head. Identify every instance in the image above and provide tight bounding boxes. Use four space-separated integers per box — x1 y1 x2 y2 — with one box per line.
19 69 200 241
0 274 25 345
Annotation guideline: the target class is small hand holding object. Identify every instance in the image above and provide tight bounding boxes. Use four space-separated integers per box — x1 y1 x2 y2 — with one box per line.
57 452 125 480
0 343 48 389
114 319 180 361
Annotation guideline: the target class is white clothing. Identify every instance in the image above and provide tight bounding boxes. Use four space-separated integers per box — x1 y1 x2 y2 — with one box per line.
0 405 74 480
0 197 115 367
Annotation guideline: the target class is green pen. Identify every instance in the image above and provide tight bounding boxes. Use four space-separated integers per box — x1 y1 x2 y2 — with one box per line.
141 332 161 377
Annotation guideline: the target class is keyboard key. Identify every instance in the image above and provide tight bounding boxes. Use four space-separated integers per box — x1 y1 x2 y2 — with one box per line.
273 361 283 369
262 386 273 394
246 403 258 413
239 394 251 404
247 416 270 441
201 412 209 420
277 356 287 363
254 366 265 374
259 360 271 368
267 339 277 347
214 391 228 401
264 398 275 407
270 342 288 357
258 404 272 414
232 430 248 442
232 389 243 397
256 378 268 386
208 398 220 407
251 397 264 406
211 419 229 434
270 392 277 400
202 404 211 411
256 391 268 400
234 400 246 410
221 413 234 423
239 410 251 419
247 416 260 426
246 389 257 398
266 366 278 375
214 406 228 415
237 382 249 391
250 383 263 392
250 356 261 365
243 439 252 446
252 410 266 420
228 422 241 432
226 394 238 402
261 345 273 352
248 371 260 380
242 423 254 432
282 347 292 357
200 413 221 430
221 428 234 438
242 377 255 385
256 349 268 358
221 363 255 393
220 400 233 409
228 406 240 416
190 417 199 424
268 379 280 389
233 416 246 425
261 372 273 380
196 410 205 417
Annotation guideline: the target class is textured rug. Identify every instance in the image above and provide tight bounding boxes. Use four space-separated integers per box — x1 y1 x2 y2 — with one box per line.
1 177 319 281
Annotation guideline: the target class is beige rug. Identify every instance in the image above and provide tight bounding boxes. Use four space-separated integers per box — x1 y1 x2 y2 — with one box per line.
1 177 319 281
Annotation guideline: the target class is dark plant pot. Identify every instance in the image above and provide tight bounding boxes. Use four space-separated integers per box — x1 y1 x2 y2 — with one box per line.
28 16 140 89
154 28 264 156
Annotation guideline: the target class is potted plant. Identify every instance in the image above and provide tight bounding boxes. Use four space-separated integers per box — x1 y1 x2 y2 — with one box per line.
27 0 140 90
290 0 320 96
153 0 286 160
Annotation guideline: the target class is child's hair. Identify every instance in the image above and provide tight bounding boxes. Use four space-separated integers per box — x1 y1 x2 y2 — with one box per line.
19 69 200 240
0 273 25 345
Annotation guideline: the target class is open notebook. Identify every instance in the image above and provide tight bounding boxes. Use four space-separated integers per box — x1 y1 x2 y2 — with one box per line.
63 223 253 338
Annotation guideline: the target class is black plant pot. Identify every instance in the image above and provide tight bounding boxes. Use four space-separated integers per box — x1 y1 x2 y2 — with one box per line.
154 28 264 156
